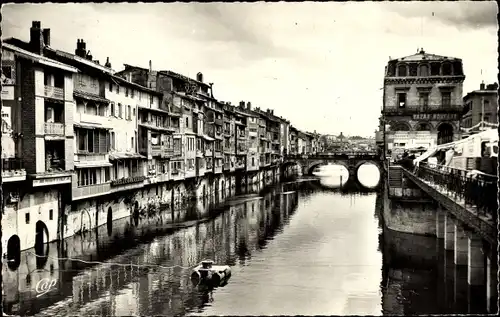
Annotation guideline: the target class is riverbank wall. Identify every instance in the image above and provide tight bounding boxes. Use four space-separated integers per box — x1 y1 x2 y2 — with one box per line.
2 166 282 256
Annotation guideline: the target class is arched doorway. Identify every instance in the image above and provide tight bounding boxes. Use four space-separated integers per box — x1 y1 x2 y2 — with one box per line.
437 123 454 145
35 221 49 249
107 207 113 236
6 235 21 270
416 122 432 131
35 221 49 268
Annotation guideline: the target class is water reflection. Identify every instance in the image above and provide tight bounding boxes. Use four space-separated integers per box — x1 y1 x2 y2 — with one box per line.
2 186 300 316
3 174 488 316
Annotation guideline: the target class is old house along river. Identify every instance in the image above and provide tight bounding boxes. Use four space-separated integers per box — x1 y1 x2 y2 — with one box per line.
1 164 491 315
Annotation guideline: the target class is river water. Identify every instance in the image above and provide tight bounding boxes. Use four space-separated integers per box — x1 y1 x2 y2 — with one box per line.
1 164 492 316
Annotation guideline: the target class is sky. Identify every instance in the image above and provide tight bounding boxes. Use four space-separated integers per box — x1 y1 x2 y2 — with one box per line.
2 2 498 137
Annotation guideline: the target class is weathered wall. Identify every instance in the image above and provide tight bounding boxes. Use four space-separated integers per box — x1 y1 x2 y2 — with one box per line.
2 189 60 253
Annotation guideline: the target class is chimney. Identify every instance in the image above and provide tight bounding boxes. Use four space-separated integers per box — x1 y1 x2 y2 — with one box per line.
42 28 51 46
86 50 93 61
30 21 44 54
75 39 87 58
480 82 485 90
149 60 152 72
271 110 274 115
246 102 251 110
105 57 112 68
94 60 100 65
239 101 245 108
197 72 204 83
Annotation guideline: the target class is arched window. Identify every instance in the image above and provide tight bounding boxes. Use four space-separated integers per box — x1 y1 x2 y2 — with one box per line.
397 64 408 77
416 123 431 131
442 63 452 76
419 64 429 77
390 122 411 131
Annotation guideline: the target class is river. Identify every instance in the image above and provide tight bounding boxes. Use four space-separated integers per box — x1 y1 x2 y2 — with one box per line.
1 164 491 315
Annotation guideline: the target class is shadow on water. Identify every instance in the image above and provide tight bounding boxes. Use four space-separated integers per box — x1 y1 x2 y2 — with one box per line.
1 183 300 316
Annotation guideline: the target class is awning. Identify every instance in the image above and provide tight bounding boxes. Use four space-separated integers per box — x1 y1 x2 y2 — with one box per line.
74 122 111 130
74 162 113 168
203 134 215 141
109 153 147 160
74 90 110 104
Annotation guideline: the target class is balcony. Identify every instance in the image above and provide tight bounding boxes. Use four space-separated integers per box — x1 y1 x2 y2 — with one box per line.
44 86 64 100
74 152 110 167
73 182 111 200
44 122 65 136
170 169 185 181
173 148 182 157
215 118 223 126
151 145 162 157
205 149 213 157
382 104 463 115
2 158 26 182
237 131 246 139
77 112 112 128
32 171 72 187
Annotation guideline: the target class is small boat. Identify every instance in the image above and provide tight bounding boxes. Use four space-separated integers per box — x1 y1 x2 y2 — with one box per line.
191 260 231 287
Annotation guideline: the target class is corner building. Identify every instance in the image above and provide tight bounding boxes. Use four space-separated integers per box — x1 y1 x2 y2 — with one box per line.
382 49 465 157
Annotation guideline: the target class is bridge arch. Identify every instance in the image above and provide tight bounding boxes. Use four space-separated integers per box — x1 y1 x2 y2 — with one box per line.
354 160 382 188
307 160 349 176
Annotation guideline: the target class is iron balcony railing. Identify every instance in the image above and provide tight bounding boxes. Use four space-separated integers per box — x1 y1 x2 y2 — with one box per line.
414 162 498 223
44 122 65 135
111 175 146 186
382 104 463 114
44 86 64 99
2 158 24 171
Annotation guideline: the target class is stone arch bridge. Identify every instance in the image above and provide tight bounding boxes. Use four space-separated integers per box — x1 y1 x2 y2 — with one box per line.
283 151 383 186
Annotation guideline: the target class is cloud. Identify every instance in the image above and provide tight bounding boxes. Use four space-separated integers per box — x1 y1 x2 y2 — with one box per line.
384 1 498 30
1 2 497 137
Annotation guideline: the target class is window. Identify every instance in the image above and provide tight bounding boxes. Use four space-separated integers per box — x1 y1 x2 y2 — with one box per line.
441 92 451 107
397 64 407 77
49 209 53 220
118 103 123 118
398 93 406 108
125 88 129 97
131 90 135 98
109 82 113 91
127 105 131 120
442 63 452 76
116 85 120 94
110 103 115 116
133 108 136 116
252 157 255 166
110 132 115 150
2 66 12 80
25 212 30 224
131 137 134 150
139 92 142 100
186 117 189 128
419 64 429 77
150 95 153 105
419 92 429 108
105 167 110 181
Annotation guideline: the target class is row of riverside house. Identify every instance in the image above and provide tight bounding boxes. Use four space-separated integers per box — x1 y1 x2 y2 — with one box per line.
1 21 322 254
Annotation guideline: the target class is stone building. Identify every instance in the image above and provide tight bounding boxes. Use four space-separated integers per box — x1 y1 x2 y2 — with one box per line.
461 82 498 135
382 48 465 157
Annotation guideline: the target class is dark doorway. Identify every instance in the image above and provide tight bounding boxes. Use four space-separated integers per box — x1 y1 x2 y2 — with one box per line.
7 235 21 270
437 123 454 145
35 221 49 268
107 207 113 236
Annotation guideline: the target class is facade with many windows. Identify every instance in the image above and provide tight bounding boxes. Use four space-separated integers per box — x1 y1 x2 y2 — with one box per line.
382 49 465 158
2 20 321 256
